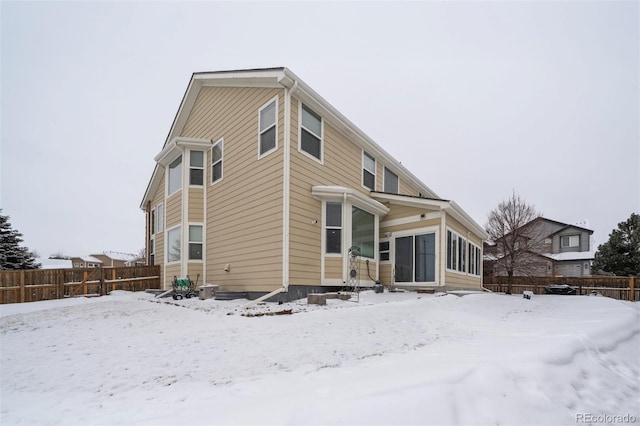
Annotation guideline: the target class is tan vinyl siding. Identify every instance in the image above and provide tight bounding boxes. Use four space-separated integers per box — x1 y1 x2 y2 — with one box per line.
188 188 204 223
151 185 165 267
289 97 373 285
399 179 421 197
324 257 343 280
164 263 181 290
187 264 204 284
166 191 182 229
379 263 393 286
383 218 441 235
179 86 284 292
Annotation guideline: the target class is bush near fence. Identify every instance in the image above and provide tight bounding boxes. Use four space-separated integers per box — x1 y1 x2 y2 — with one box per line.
0 265 161 304
483 276 638 301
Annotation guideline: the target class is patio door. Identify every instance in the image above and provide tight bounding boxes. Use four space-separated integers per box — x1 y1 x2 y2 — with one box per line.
394 233 436 284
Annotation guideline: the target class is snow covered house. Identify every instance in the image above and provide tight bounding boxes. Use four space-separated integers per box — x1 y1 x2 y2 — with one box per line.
140 67 488 300
91 251 142 267
69 255 103 269
484 217 595 278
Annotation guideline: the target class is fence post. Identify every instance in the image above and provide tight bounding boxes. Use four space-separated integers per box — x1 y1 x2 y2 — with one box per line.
630 277 635 302
83 270 88 296
58 270 65 299
19 270 25 303
112 269 117 293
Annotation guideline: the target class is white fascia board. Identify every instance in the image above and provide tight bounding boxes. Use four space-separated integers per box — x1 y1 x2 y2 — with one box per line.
154 137 211 166
312 186 390 216
445 201 488 240
371 192 450 210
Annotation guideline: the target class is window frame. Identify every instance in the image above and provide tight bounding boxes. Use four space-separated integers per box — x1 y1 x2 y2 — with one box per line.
188 224 203 261
156 203 164 233
324 202 342 255
362 151 376 191
383 167 399 194
258 97 278 158
560 235 580 248
189 150 204 186
379 240 390 262
166 226 181 264
167 155 183 196
210 138 223 185
298 102 323 164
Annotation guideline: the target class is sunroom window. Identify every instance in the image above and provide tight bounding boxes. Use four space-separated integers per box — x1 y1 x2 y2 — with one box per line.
167 226 181 263
352 207 375 258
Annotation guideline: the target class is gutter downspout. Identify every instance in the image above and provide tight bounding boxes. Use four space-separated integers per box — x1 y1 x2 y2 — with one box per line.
282 80 298 293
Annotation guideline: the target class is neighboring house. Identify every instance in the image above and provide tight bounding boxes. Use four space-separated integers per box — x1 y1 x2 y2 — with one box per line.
91 251 143 267
69 256 103 269
484 217 594 278
140 67 488 300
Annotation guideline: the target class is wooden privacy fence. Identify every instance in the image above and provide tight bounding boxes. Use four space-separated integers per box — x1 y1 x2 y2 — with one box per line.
483 276 638 301
0 265 161 304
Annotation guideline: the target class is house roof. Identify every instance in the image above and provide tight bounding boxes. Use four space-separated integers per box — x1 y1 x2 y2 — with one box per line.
73 255 103 263
542 252 595 262
536 217 594 235
95 251 139 262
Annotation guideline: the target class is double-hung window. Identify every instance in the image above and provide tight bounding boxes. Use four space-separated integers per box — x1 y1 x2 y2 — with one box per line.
300 104 322 162
189 225 203 260
259 99 277 156
384 167 398 194
168 156 182 195
363 152 376 191
211 139 223 184
325 202 342 254
561 235 579 248
190 151 204 185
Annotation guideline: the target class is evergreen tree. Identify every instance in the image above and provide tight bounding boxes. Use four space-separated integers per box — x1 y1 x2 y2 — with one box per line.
0 210 41 270
592 213 640 276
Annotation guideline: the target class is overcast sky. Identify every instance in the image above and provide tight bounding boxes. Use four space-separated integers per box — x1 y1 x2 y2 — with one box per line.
1 1 638 258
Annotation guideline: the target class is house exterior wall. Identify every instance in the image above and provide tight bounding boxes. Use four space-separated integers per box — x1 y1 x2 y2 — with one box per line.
554 227 591 253
180 86 285 292
444 215 483 290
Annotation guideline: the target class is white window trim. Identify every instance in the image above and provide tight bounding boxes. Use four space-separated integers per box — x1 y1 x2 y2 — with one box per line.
391 226 440 285
323 201 343 257
467 241 481 276
298 101 324 165
362 151 376 191
187 223 204 263
210 138 224 186
383 166 399 194
258 96 278 159
446 228 468 275
188 150 205 187
166 225 181 264
156 203 164 233
167 155 183 197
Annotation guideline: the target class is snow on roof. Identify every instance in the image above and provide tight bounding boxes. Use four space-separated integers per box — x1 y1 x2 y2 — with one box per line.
542 251 595 261
35 258 73 269
99 251 139 261
80 255 103 263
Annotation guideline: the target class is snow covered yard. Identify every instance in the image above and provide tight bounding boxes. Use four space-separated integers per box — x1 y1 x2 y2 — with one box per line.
1 291 638 426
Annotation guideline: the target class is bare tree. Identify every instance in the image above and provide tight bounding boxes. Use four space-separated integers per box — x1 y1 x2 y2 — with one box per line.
485 192 547 294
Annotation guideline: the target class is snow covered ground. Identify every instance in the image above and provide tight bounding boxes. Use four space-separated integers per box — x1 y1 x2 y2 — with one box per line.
1 290 638 425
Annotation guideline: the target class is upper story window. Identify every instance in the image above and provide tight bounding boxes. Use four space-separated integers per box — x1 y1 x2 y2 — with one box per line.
211 139 223 184
300 104 322 162
325 202 342 254
259 99 277 157
168 156 182 195
561 235 580 248
384 167 398 194
190 151 204 185
363 152 376 191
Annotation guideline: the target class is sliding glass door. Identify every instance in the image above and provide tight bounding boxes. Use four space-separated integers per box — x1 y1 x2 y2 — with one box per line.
394 233 436 283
